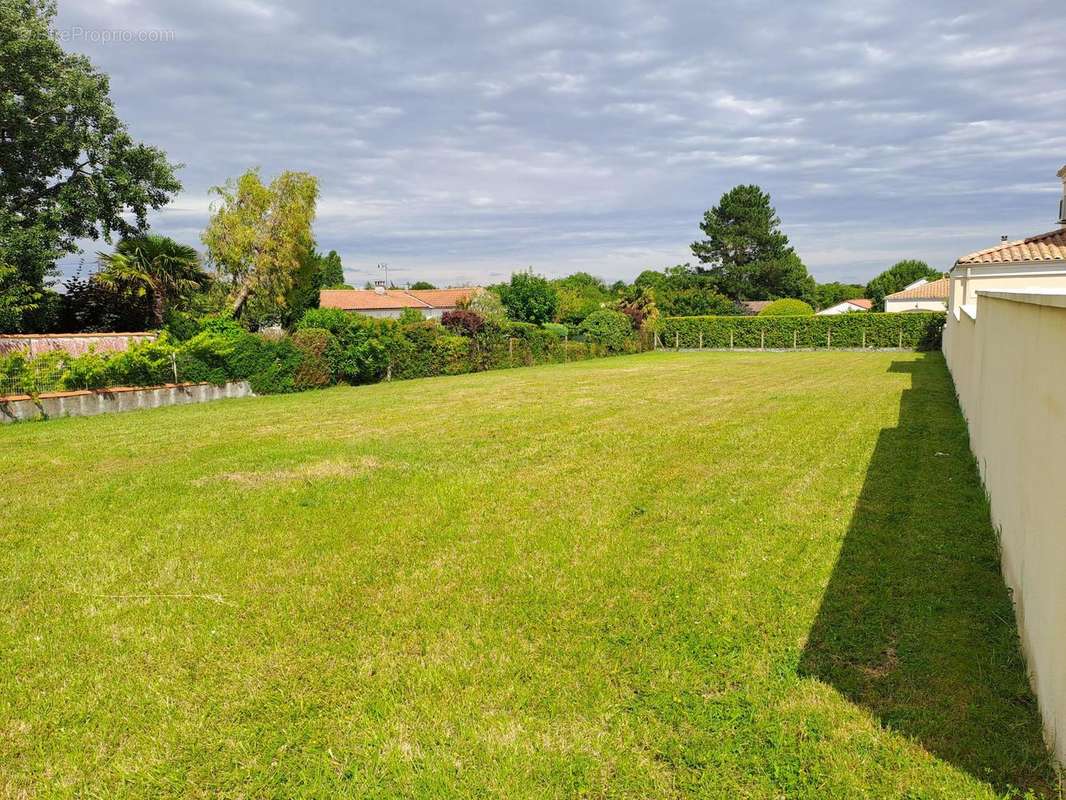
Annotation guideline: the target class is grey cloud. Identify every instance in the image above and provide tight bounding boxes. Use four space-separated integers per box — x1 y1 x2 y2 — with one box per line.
53 0 1066 286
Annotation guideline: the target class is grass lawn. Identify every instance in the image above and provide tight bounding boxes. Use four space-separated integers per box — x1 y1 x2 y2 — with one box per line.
0 351 1057 798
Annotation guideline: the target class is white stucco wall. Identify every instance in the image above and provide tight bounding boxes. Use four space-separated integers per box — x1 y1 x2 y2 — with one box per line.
884 298 946 313
944 290 1066 768
347 307 447 320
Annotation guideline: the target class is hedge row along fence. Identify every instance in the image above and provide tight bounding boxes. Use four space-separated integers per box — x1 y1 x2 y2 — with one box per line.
0 310 645 400
657 312 945 351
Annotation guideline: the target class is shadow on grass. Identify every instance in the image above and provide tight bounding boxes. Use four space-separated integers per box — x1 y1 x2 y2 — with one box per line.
799 353 1055 795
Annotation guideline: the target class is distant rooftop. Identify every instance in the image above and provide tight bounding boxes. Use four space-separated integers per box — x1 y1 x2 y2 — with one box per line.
320 288 480 311
956 229 1066 266
886 277 949 300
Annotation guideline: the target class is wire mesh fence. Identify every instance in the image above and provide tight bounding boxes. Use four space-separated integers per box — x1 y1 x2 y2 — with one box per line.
0 355 68 397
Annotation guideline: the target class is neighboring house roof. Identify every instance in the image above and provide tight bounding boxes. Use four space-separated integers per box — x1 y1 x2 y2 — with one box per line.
320 287 480 311
741 300 773 314
885 277 949 301
844 298 874 310
955 229 1066 265
815 298 873 315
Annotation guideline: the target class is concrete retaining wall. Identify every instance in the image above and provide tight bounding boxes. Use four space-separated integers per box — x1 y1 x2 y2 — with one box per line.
0 332 156 357
943 289 1066 768
0 381 252 424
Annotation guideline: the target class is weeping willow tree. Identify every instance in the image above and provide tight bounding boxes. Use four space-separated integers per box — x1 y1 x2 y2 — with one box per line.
201 169 319 320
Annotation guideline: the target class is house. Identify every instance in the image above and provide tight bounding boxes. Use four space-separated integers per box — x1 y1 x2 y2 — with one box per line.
816 298 873 315
319 287 482 319
945 170 1066 320
884 277 949 312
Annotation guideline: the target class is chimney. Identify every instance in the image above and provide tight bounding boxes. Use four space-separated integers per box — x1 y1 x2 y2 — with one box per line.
374 285 386 295
1058 164 1066 226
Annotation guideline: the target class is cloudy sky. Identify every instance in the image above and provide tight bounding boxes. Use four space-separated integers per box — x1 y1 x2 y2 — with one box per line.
55 0 1066 288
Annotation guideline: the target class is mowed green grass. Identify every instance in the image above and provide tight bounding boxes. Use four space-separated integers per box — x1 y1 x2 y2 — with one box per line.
0 352 1057 798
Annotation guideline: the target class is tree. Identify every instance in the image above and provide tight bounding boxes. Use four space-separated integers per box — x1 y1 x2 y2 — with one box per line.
691 185 815 304
814 282 865 310
630 264 737 317
498 271 558 324
319 250 347 289
0 0 181 331
96 235 206 327
409 281 436 290
201 169 319 319
553 271 610 325
865 260 942 311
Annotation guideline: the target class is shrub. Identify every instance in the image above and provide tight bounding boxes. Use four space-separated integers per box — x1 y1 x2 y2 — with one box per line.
758 299 815 316
441 309 485 337
398 307 425 325
541 322 568 338
297 307 352 337
579 309 633 353
291 328 340 389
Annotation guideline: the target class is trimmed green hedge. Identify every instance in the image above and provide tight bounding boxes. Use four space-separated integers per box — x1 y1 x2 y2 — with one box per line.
658 312 945 350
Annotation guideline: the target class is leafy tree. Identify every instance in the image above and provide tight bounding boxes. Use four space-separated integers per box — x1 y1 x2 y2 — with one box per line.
498 271 558 325
201 168 319 319
460 288 507 321
814 282 865 310
865 260 942 311
758 298 815 316
409 281 436 290
631 264 736 317
0 0 181 331
319 250 347 289
552 272 610 325
96 235 207 327
691 185 815 304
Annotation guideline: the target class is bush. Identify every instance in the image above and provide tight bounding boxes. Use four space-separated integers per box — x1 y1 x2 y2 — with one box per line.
296 307 352 337
398 307 424 325
291 328 340 389
541 322 568 338
579 309 633 353
758 299 815 316
441 309 485 337
658 312 944 350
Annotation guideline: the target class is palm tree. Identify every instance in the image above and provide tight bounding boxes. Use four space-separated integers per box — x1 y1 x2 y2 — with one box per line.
97 236 207 328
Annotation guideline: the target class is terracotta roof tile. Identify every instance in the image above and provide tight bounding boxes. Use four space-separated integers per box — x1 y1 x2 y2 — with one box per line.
885 277 949 300
319 288 480 311
846 298 874 309
956 228 1066 265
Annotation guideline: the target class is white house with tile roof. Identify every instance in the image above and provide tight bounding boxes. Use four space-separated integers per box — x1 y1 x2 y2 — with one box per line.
884 277 949 313
946 165 1066 321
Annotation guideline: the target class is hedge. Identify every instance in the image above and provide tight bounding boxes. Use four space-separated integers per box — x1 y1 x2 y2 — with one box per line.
0 312 640 400
658 312 945 350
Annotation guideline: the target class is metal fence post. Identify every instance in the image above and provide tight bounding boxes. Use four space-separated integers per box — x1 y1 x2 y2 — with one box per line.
171 352 179 383
760 330 765 350
862 329 866 349
699 332 703 350
674 332 680 351
793 330 797 349
898 327 903 349
730 330 734 350
827 328 832 349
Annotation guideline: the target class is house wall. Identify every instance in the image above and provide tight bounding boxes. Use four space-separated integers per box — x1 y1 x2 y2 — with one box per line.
884 298 946 313
343 307 449 320
943 289 1066 767
948 263 1066 313
815 302 866 316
